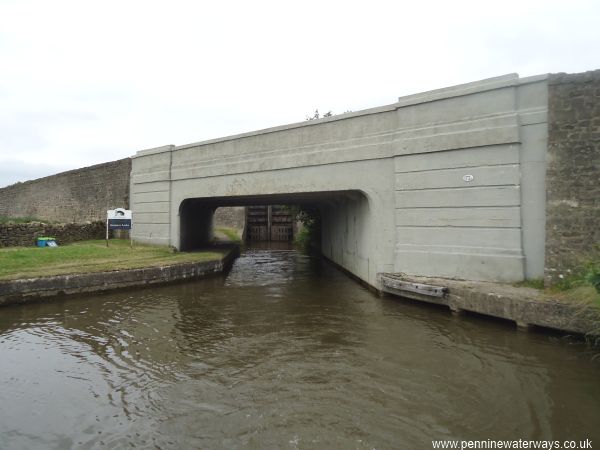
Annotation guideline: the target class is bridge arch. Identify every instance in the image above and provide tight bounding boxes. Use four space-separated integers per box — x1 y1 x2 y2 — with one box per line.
177 190 379 281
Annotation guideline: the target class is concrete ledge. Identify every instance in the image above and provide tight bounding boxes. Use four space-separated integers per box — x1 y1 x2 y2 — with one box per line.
380 273 599 336
0 246 240 307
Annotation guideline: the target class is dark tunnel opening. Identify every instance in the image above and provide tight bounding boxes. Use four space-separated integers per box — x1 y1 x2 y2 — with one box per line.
178 191 365 252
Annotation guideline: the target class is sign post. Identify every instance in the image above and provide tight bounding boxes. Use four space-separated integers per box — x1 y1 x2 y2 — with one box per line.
106 208 133 248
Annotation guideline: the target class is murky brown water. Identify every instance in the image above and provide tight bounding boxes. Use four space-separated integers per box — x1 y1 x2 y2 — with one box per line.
1 246 599 449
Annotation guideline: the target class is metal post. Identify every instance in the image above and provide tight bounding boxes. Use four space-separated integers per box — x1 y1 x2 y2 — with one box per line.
106 217 109 247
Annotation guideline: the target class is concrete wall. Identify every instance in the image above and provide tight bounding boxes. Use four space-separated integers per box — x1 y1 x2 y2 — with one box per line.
0 159 131 223
545 70 600 283
132 123 398 287
131 73 551 288
320 190 386 283
393 75 548 281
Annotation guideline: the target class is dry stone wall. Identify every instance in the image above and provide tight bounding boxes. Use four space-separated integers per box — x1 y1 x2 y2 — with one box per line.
545 70 600 283
0 159 131 223
0 222 105 248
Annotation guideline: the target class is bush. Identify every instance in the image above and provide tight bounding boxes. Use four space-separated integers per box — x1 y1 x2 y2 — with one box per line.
584 264 600 294
284 205 320 251
294 227 312 249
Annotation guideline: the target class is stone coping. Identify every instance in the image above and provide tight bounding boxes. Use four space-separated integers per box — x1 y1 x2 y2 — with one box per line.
379 273 599 337
0 246 240 307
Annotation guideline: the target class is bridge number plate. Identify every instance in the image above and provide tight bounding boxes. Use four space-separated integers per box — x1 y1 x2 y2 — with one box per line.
462 174 474 182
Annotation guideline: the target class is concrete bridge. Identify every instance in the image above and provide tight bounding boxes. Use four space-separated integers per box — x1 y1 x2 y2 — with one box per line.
131 74 550 289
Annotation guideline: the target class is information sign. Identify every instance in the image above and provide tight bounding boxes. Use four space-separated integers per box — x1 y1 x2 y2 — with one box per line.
107 208 132 230
106 208 133 247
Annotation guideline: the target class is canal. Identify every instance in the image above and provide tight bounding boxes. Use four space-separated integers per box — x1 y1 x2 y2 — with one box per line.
1 246 599 449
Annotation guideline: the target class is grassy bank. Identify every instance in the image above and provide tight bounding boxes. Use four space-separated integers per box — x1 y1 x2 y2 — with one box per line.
551 253 600 311
515 249 600 311
550 274 600 313
0 240 224 281
515 255 600 338
214 227 242 243
516 278 600 310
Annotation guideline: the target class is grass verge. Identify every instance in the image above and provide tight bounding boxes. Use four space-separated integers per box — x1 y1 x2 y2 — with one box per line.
513 278 545 290
514 267 600 312
0 240 224 281
549 253 600 312
214 227 242 243
513 263 600 339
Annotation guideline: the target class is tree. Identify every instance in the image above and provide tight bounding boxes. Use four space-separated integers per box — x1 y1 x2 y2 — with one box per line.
305 109 351 121
305 109 333 121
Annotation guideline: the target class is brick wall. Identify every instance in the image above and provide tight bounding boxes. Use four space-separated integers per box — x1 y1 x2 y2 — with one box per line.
545 70 600 283
0 222 106 248
0 158 131 223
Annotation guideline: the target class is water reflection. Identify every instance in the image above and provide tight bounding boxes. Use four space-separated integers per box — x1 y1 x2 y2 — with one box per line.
0 247 599 449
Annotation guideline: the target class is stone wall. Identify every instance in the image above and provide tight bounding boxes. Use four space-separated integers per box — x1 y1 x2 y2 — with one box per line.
545 70 600 283
0 222 105 248
213 206 246 231
0 158 131 223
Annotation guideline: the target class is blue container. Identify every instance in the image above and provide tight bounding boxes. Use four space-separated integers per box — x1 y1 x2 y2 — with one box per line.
37 237 56 247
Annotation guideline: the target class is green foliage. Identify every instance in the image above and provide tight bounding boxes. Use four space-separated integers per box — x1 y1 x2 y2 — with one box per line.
548 248 600 313
0 216 47 224
293 227 312 249
509 247 600 340
552 251 600 292
214 227 241 243
288 205 320 250
514 278 545 290
584 263 600 294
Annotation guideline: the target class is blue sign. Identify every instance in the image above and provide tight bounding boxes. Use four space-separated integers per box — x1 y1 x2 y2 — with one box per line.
108 219 132 230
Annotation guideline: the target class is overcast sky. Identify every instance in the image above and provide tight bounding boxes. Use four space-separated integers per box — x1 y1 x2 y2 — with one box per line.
0 0 599 188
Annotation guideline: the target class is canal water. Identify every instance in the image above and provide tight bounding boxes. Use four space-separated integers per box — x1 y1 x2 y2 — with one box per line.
1 246 599 449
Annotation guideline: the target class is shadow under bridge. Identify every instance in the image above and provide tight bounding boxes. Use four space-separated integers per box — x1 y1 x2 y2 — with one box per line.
178 190 370 252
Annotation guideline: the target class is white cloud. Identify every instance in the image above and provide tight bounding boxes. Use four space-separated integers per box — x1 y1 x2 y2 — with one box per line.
1 0 599 187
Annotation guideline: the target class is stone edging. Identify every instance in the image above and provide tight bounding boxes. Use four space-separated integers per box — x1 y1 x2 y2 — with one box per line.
380 273 599 337
0 246 240 307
